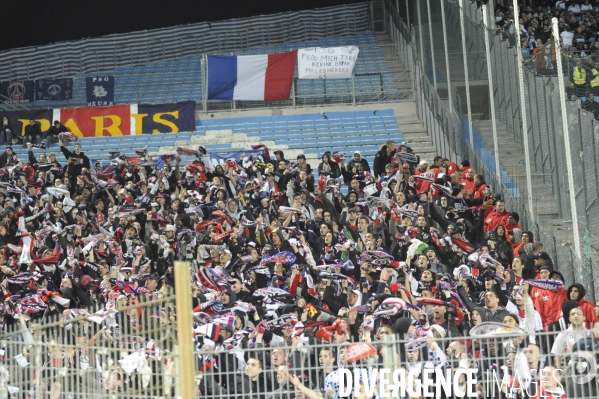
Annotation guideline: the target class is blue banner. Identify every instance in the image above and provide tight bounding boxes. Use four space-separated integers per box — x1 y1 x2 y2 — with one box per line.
137 101 196 133
1 109 53 136
85 76 114 106
36 78 73 101
0 80 35 104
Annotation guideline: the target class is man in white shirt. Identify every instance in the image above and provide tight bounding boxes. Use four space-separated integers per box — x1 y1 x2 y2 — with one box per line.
561 27 574 51
551 305 592 367
581 0 594 12
568 3 581 15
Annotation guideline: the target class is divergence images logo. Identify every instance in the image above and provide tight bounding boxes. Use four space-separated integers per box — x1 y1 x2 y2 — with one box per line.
571 351 597 385
47 84 62 96
8 81 25 101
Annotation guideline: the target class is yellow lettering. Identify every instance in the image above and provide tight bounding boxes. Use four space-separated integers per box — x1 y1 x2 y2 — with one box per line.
91 115 123 137
38 119 51 134
130 113 149 135
63 119 84 137
17 119 52 136
17 119 28 136
152 111 179 134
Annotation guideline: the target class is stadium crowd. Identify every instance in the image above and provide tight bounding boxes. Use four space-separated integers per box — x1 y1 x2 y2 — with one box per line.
0 133 595 399
495 0 599 56
494 0 599 119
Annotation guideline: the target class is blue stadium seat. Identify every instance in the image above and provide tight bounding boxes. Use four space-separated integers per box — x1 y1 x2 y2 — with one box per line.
30 31 405 108
10 109 404 171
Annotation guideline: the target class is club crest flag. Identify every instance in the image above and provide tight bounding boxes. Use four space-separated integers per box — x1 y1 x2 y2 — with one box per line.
0 80 34 104
86 76 115 106
36 79 73 101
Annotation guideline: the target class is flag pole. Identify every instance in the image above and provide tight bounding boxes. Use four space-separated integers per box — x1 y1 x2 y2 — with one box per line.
175 261 196 399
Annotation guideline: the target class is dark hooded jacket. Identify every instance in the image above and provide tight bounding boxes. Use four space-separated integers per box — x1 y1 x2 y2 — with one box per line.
568 283 597 328
493 224 514 267
234 369 273 399
471 306 489 324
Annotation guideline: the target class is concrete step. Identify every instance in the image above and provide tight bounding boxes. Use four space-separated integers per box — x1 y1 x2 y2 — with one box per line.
400 135 433 144
406 145 438 153
400 124 428 134
473 119 563 221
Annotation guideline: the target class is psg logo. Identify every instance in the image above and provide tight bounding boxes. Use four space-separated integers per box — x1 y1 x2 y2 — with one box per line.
7 81 25 100
47 84 62 96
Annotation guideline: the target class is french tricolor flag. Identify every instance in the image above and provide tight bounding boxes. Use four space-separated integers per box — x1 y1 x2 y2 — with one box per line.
207 51 297 101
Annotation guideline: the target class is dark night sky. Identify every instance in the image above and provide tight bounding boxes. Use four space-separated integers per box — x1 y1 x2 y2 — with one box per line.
0 0 362 51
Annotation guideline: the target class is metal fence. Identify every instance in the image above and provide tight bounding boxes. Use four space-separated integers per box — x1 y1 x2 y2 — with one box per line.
5 312 599 399
0 293 179 398
385 0 599 300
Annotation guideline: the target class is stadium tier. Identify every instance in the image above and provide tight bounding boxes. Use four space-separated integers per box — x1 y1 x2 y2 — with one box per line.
29 31 399 107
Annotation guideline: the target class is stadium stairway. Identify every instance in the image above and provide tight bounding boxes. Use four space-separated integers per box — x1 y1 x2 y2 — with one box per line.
472 120 559 221
470 120 593 260
472 119 599 291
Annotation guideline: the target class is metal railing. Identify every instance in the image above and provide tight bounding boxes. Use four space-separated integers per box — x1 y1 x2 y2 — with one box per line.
200 41 413 113
5 310 599 399
0 293 179 398
387 0 599 300
25 37 413 111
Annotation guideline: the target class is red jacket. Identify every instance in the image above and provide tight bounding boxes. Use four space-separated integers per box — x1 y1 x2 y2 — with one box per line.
447 162 459 176
473 183 487 199
579 297 598 329
431 166 443 179
512 242 523 257
531 287 567 331
414 168 433 194
484 206 510 232
459 177 475 195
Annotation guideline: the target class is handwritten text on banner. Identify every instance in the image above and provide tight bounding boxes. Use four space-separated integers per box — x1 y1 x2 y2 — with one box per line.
297 46 360 79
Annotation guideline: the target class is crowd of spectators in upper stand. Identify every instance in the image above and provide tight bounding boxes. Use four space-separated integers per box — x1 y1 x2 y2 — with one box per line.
489 1 599 118
493 1 599 63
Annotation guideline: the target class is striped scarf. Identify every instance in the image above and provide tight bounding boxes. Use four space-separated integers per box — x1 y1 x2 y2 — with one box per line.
223 328 253 349
267 315 297 329
526 279 565 291
6 272 35 285
195 300 223 315
58 132 78 142
6 294 47 316
176 147 202 158
197 268 222 291
25 205 51 223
